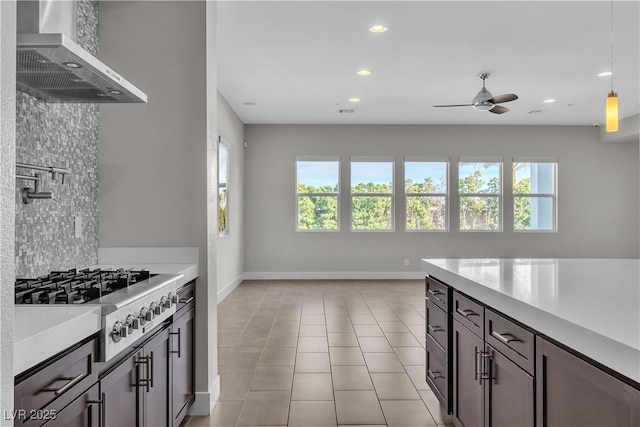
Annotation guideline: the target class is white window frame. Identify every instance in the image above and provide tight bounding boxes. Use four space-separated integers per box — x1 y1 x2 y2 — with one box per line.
404 156 449 232
350 156 395 232
458 156 503 232
512 157 558 233
218 141 230 236
295 156 341 232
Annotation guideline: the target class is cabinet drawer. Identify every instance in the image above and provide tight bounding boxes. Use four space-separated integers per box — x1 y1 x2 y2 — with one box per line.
426 300 448 352
15 336 98 424
426 276 449 312
426 335 448 408
485 309 535 375
175 280 195 317
453 291 484 338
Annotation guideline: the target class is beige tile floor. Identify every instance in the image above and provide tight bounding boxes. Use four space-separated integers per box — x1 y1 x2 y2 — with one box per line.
185 280 454 427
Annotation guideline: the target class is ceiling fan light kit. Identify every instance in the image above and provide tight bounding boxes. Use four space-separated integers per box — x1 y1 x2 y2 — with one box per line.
433 73 518 115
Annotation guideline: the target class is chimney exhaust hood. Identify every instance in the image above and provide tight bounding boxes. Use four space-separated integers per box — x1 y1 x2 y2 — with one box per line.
16 0 147 103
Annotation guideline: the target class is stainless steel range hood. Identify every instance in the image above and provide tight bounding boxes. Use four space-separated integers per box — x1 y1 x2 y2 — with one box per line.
16 0 147 103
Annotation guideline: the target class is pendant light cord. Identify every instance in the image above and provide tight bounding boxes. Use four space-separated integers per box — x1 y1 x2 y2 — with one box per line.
610 0 614 92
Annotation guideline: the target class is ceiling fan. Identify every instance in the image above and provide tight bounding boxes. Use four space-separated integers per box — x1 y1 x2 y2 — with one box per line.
433 73 518 114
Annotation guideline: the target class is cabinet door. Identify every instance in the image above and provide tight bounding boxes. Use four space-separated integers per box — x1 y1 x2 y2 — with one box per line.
100 348 144 427
536 337 640 427
453 320 483 427
41 384 100 427
144 328 171 427
484 346 533 427
171 308 195 427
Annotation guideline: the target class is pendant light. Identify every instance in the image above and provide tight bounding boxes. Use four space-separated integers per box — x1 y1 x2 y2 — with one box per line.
606 0 619 132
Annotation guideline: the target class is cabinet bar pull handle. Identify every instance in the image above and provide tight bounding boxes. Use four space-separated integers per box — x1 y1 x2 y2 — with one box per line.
474 346 480 381
428 324 444 333
491 331 519 344
456 308 478 318
137 356 151 392
87 392 106 427
427 369 444 380
169 328 182 357
480 352 493 383
50 372 84 396
427 289 444 303
179 297 194 305
149 351 154 388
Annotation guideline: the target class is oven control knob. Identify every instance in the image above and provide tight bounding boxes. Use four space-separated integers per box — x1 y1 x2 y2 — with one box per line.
111 320 124 342
169 292 178 305
165 293 174 309
150 302 161 316
126 314 138 330
159 296 167 312
139 307 149 325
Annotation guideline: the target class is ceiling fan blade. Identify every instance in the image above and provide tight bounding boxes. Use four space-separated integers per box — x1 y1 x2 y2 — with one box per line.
433 104 474 108
489 105 510 114
489 94 518 104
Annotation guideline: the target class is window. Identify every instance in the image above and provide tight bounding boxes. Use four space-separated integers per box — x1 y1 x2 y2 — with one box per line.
405 158 448 231
218 142 229 235
513 158 557 231
459 158 502 231
296 157 340 231
351 158 394 231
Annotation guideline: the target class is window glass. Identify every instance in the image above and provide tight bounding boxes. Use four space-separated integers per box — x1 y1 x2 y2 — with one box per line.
513 161 556 231
218 143 229 234
459 161 502 231
296 159 340 231
351 160 394 230
405 161 448 231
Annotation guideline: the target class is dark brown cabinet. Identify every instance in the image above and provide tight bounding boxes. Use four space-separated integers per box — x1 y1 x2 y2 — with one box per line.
100 326 171 427
14 336 99 427
41 384 101 427
536 337 640 427
453 319 484 427
100 346 143 427
452 291 534 427
425 276 452 413
484 345 533 427
171 307 195 427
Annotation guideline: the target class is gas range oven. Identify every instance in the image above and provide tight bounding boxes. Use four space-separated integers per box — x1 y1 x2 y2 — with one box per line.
14 268 182 362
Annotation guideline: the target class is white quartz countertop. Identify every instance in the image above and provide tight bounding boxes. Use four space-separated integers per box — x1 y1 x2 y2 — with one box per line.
422 258 640 384
14 306 101 376
14 257 199 376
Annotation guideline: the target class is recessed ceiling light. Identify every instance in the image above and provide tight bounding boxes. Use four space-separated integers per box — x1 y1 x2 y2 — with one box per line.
356 70 372 76
597 71 613 77
368 25 388 33
63 62 82 69
543 99 556 104
348 98 360 103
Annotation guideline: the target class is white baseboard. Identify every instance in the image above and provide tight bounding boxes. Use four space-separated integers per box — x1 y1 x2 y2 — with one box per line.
243 271 424 280
217 273 246 303
189 375 220 416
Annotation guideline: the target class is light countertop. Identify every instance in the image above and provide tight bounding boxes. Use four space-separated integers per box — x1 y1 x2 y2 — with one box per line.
421 258 640 384
14 248 199 376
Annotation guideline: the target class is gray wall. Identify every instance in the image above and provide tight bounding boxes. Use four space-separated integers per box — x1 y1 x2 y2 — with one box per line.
245 124 639 275
217 94 245 297
1 0 16 417
98 1 218 413
15 0 99 277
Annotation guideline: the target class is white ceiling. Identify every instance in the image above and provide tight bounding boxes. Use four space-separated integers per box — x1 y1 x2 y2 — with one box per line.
217 1 640 126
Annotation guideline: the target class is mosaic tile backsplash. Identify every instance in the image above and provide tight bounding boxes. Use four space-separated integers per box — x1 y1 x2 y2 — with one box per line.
15 0 100 278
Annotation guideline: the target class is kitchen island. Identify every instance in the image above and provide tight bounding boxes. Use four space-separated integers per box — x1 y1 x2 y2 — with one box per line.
422 258 640 427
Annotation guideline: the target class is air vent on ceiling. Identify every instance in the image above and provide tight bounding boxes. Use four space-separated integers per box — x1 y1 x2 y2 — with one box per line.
339 109 355 114
527 109 547 114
